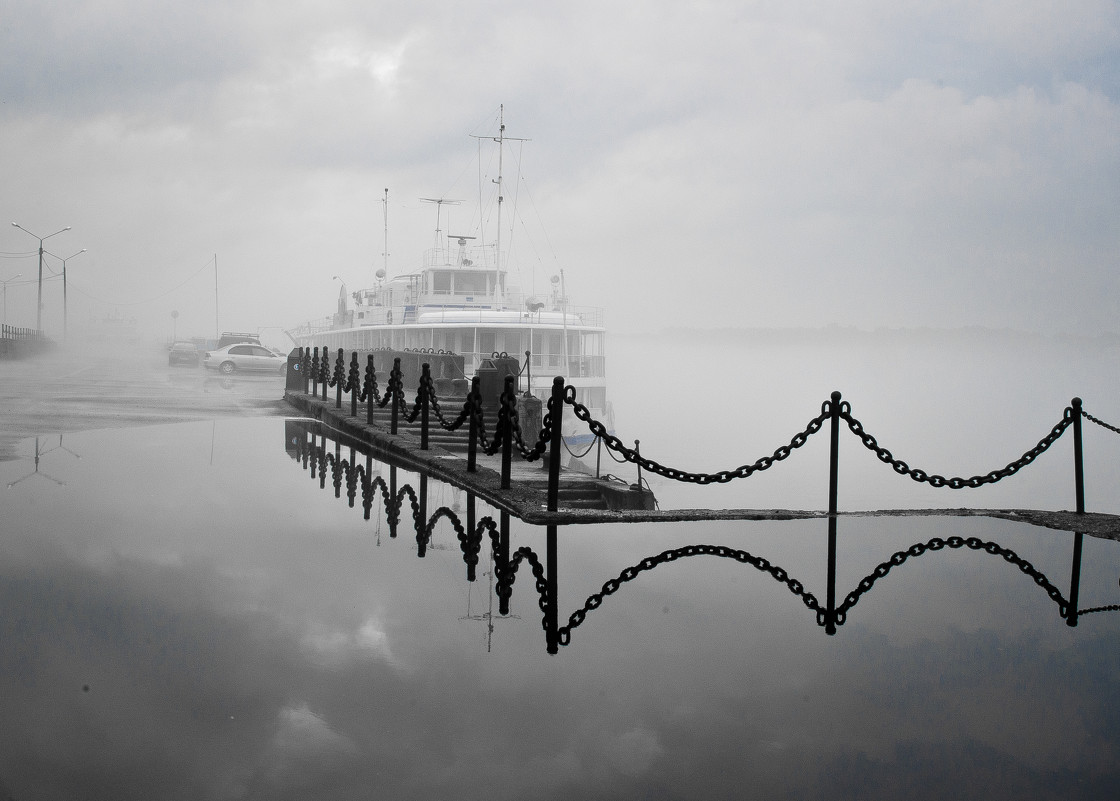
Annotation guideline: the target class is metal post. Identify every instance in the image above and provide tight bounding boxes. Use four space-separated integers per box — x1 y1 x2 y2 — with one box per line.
335 348 344 409
501 375 514 488
547 376 565 512
302 348 310 394
524 349 532 396
311 347 319 397
420 363 431 450
366 355 375 425
634 440 642 489
467 376 480 472
390 357 401 435
320 348 329 401
826 390 842 635
596 436 602 479
1072 397 1085 514
350 352 359 417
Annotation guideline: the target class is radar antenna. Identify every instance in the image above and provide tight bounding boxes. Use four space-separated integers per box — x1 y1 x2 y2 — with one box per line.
420 197 463 254
448 234 477 267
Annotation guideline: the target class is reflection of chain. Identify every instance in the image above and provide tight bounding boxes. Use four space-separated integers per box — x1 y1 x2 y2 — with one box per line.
557 544 822 645
836 535 1069 624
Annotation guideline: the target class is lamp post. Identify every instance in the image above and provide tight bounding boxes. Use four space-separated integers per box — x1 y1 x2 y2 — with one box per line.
47 248 86 341
11 222 71 333
56 248 84 340
1 273 22 327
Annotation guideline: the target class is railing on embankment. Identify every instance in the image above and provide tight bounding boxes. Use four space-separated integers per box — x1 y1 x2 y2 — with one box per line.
286 417 1120 654
291 346 1120 520
1 325 48 358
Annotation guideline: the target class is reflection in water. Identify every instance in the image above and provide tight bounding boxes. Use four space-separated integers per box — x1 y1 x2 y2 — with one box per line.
285 421 1120 654
5 435 78 487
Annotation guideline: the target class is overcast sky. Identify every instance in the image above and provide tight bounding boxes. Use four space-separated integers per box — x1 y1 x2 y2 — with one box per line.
1 1 1118 343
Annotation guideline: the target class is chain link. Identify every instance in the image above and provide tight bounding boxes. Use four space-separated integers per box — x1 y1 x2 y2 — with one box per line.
1081 409 1120 435
841 408 1073 489
565 387 831 485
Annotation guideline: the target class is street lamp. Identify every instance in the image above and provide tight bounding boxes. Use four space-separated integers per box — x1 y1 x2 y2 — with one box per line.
46 248 86 341
1 273 22 328
11 222 71 333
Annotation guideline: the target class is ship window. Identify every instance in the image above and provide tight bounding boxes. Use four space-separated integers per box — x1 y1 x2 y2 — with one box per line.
457 272 487 294
433 272 451 294
479 330 496 354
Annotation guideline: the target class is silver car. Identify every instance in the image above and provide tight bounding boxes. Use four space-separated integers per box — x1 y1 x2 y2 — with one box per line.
203 343 287 375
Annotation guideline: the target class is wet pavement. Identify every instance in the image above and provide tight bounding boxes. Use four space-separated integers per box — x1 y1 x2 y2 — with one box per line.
0 340 291 461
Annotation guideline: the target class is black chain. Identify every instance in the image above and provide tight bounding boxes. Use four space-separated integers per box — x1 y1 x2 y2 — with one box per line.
556 543 821 645
836 535 1069 623
841 406 1073 489
1081 409 1120 435
566 388 831 484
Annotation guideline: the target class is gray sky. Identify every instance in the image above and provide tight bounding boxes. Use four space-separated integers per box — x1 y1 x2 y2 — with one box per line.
2 1 1118 342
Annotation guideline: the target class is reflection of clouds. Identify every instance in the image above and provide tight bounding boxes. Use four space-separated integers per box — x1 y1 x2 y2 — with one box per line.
273 703 357 755
608 726 664 777
300 617 395 666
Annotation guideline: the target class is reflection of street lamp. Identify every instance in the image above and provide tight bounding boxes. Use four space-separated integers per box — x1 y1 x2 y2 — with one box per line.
11 222 70 333
1 273 22 327
47 248 85 340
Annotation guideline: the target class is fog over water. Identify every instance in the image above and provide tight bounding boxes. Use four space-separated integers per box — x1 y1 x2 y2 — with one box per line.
607 328 1120 514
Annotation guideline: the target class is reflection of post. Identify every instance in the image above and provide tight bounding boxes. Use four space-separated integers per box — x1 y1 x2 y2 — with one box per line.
467 493 477 582
499 511 511 615
389 465 398 538
417 474 429 557
1066 532 1084 627
546 523 559 654
825 518 837 636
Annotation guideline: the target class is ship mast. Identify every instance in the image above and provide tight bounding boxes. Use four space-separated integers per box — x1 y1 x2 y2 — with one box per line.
472 104 528 304
380 188 389 280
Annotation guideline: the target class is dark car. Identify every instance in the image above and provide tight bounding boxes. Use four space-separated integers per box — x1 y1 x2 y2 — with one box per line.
168 341 200 367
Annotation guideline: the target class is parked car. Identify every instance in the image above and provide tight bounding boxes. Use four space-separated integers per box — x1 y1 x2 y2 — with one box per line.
204 343 287 375
168 341 200 367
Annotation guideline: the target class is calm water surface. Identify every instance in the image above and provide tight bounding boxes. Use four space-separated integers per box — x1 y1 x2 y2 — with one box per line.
2 416 1118 799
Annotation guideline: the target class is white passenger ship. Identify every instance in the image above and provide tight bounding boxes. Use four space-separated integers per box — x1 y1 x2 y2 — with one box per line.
286 110 611 443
